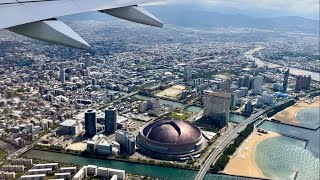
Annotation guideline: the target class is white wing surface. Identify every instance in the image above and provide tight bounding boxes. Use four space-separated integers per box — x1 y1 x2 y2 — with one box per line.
0 0 163 49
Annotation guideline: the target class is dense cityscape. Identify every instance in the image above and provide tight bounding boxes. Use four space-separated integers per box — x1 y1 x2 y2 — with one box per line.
0 6 319 180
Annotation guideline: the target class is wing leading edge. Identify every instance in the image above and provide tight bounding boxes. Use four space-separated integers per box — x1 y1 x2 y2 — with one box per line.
0 0 164 50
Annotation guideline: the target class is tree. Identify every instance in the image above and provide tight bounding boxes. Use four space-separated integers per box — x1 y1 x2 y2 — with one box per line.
224 144 237 156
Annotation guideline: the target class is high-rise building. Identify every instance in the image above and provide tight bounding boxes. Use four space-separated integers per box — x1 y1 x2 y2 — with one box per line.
244 74 253 89
244 101 254 114
105 107 117 134
203 90 231 128
295 75 311 91
84 53 91 69
59 68 65 84
282 69 290 93
115 130 136 155
262 92 274 105
238 76 245 87
230 93 236 110
218 79 231 92
85 110 97 138
252 76 263 95
183 67 192 82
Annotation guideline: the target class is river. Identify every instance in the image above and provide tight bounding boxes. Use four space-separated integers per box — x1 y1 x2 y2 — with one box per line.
244 47 320 81
23 150 250 180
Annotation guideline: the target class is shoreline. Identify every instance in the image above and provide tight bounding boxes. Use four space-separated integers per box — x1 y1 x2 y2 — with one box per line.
272 97 320 126
223 131 281 179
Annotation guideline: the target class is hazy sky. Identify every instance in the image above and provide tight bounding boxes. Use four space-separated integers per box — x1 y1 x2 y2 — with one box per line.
164 0 320 19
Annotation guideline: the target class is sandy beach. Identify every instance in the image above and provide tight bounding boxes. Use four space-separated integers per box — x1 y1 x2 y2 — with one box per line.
223 131 280 179
272 97 320 125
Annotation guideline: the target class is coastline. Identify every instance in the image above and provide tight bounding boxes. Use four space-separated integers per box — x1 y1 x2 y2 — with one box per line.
223 131 280 179
272 97 320 125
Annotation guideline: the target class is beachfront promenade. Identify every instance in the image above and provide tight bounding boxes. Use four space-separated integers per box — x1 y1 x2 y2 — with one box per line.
195 100 293 180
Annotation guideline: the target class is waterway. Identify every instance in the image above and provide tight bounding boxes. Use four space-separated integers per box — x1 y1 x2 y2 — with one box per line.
256 119 320 179
295 107 320 129
244 47 320 81
23 150 249 180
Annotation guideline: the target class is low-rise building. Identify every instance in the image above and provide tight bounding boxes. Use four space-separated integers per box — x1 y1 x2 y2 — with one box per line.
55 172 71 179
58 120 82 136
28 168 52 175
20 174 46 180
72 166 87 180
2 165 25 172
34 163 58 170
11 158 32 166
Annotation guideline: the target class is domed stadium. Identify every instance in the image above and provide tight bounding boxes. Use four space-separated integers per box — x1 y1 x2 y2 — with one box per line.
136 119 205 160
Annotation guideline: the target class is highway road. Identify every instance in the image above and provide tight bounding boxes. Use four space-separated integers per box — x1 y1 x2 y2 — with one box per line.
195 100 291 180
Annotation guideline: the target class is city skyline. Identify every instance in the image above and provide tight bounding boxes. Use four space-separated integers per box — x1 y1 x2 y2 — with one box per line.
0 2 319 180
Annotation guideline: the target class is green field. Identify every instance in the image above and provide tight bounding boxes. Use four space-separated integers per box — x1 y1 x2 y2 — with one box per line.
170 112 190 120
0 149 7 160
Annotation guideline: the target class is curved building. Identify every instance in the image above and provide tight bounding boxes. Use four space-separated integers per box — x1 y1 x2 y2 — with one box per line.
137 120 205 160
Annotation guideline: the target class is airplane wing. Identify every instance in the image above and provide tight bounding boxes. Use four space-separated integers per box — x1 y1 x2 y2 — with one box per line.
0 0 164 50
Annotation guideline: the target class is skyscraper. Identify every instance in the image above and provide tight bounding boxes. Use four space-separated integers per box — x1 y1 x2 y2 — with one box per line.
282 68 290 93
252 76 264 95
85 110 97 138
183 67 192 82
244 74 253 89
59 68 65 84
105 107 117 134
230 93 236 110
244 101 254 114
84 53 91 69
203 90 231 128
295 75 311 91
238 76 245 87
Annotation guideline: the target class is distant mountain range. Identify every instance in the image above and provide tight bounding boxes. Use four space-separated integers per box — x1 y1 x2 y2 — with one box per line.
145 5 320 34
62 5 319 34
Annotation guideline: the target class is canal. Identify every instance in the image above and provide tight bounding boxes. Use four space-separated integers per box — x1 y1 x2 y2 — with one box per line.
23 150 250 180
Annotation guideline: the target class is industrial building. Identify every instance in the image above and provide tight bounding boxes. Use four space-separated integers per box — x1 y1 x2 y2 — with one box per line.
203 90 231 128
115 130 136 155
136 119 205 160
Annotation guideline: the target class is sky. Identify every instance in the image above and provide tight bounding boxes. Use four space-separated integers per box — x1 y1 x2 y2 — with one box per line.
159 0 320 19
